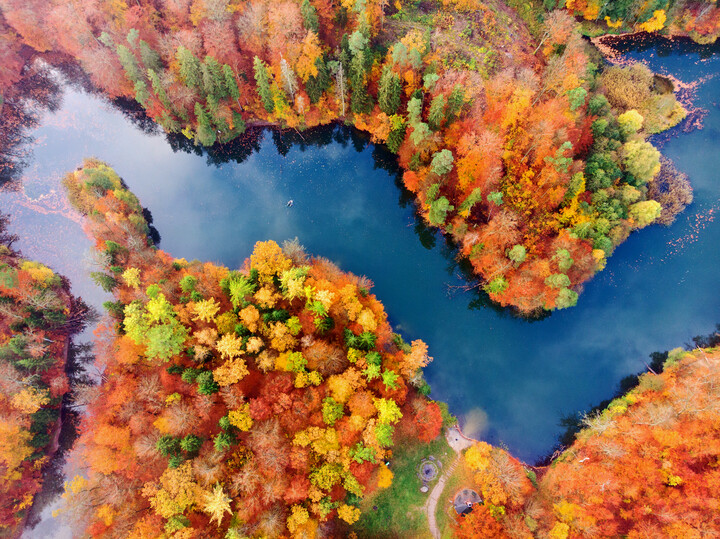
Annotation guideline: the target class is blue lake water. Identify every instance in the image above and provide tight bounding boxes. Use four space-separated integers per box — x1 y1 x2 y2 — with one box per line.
2 37 719 473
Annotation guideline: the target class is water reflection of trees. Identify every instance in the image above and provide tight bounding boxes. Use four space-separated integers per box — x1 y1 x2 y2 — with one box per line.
23 340 95 531
603 32 720 59
541 323 720 466
164 122 538 318
0 62 63 186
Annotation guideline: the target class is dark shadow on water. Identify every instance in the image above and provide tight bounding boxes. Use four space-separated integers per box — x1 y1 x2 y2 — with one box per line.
603 32 720 59
0 63 63 186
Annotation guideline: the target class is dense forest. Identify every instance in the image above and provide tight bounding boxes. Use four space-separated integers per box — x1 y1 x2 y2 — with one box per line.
0 0 694 313
58 160 446 537
0 215 84 538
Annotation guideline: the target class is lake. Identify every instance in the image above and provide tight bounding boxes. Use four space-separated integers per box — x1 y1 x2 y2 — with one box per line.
2 36 719 499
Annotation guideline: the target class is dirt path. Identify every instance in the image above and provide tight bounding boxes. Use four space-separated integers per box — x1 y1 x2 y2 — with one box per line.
425 427 476 538
425 454 459 539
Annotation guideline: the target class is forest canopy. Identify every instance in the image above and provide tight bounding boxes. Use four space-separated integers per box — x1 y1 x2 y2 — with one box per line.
0 0 693 313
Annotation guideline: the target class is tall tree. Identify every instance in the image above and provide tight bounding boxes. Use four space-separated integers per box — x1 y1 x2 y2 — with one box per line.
195 102 217 146
306 57 330 104
253 56 275 113
378 66 401 115
116 44 142 84
300 0 319 32
139 41 162 72
203 56 227 100
222 64 240 103
427 94 446 131
176 46 202 90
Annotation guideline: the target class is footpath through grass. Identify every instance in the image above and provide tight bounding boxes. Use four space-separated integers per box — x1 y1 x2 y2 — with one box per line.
435 456 475 539
353 435 454 538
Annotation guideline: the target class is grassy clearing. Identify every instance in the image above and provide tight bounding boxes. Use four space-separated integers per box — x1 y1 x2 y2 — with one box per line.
353 435 454 538
436 456 475 538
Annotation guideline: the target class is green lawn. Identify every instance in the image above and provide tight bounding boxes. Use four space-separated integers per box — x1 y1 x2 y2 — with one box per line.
435 457 474 538
353 436 454 538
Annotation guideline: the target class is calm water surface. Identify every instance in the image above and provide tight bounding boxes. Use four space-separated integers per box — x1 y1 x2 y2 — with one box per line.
2 39 719 506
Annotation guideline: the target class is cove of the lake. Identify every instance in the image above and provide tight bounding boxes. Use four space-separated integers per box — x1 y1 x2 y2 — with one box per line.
2 36 719 479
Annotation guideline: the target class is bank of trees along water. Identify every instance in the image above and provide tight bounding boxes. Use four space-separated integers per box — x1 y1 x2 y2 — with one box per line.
0 0 695 313
451 345 720 538
557 0 720 44
59 160 445 537
0 215 84 538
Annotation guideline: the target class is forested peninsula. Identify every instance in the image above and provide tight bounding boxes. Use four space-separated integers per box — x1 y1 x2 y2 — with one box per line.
0 0 697 313
58 160 446 537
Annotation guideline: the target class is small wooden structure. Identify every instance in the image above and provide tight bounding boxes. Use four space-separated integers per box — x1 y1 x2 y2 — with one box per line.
453 488 482 516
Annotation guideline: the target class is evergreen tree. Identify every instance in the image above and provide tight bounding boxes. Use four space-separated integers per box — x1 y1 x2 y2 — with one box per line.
386 124 406 153
378 66 401 115
177 46 202 90
203 56 227 100
194 103 217 146
445 86 465 124
127 28 140 48
134 80 150 107
223 65 240 102
349 54 372 114
98 31 113 48
253 56 275 113
427 94 446 131
159 111 180 133
301 0 319 32
148 69 172 110
139 40 162 72
306 57 330 103
116 44 142 84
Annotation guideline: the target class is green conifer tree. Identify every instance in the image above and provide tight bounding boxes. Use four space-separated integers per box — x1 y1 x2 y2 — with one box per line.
139 40 162 72
177 46 202 90
253 56 275 113
116 44 142 83
445 86 465 124
350 54 372 114
203 56 227 100
194 102 217 146
222 65 240 102
148 69 172 110
378 66 401 115
427 94 446 131
306 57 330 103
301 0 319 32
134 80 150 107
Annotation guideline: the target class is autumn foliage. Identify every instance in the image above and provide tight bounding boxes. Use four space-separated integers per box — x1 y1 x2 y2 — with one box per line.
0 0 690 314
59 160 443 537
0 218 77 537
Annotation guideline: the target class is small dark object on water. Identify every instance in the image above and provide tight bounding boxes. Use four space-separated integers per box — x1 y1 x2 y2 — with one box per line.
287 200 294 207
